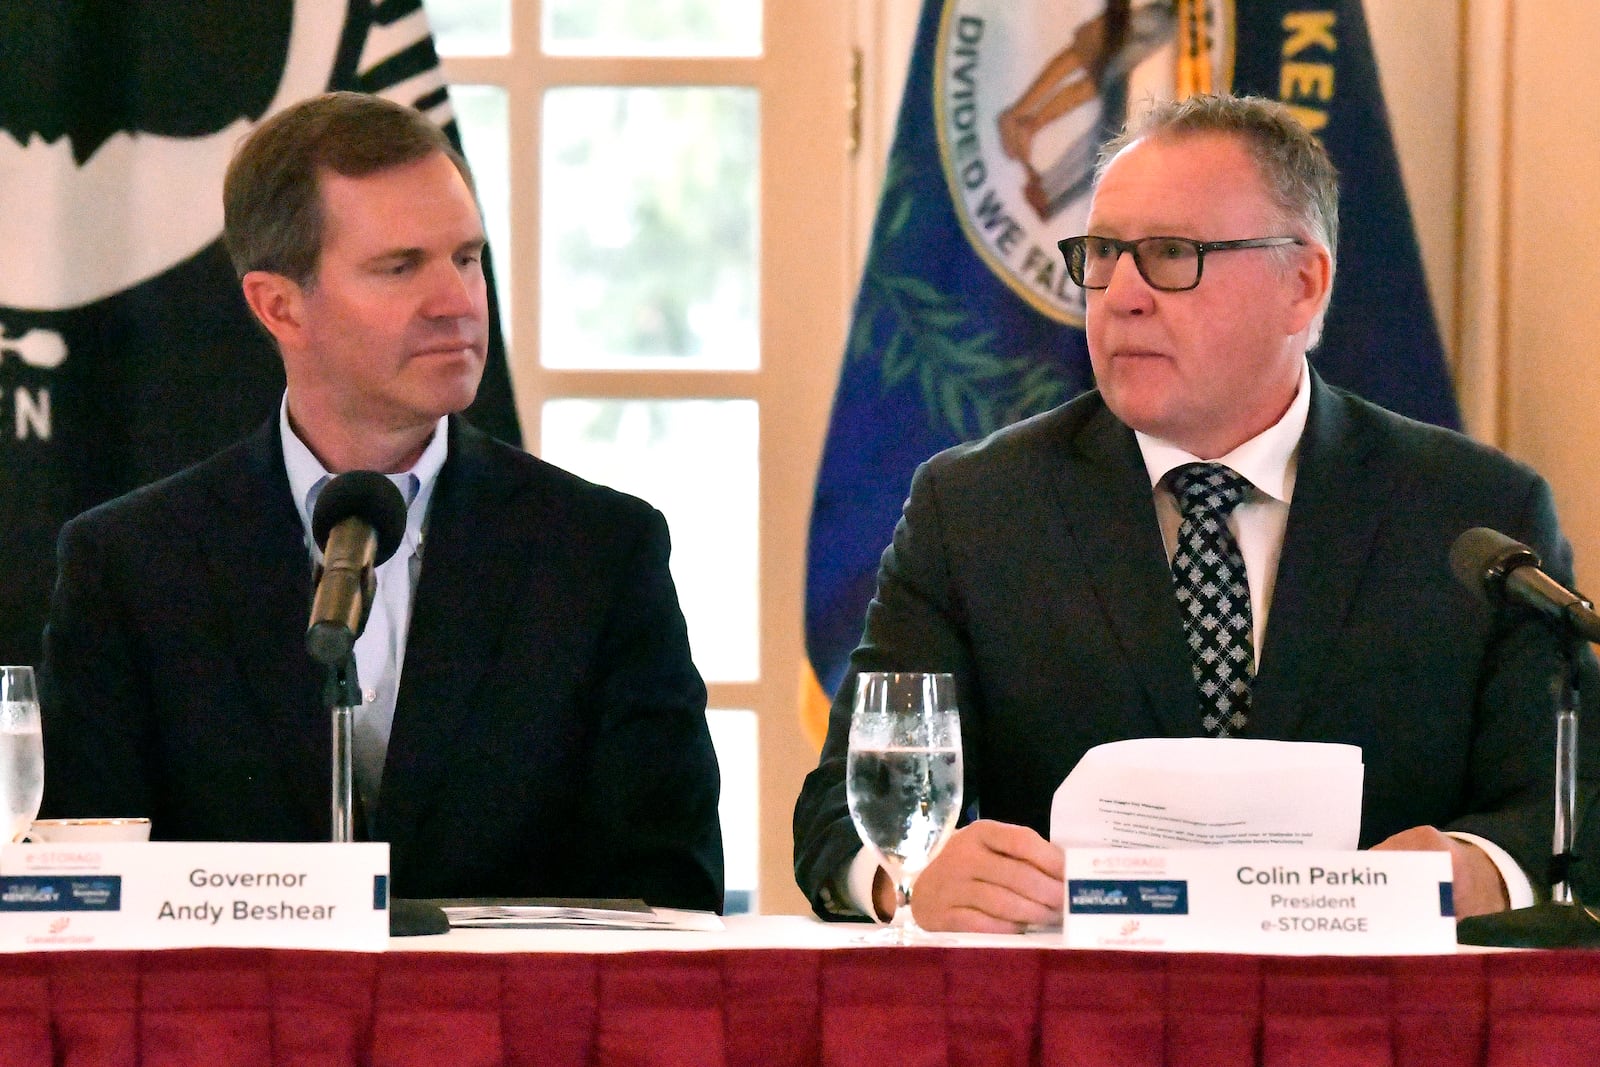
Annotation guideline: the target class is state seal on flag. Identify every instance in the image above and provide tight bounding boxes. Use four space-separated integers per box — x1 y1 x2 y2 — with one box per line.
933 1 1234 324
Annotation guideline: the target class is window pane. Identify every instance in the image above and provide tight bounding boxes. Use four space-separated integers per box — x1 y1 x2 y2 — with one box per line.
423 0 509 55
541 400 758 681
545 0 760 57
707 708 757 914
448 85 511 339
541 88 758 370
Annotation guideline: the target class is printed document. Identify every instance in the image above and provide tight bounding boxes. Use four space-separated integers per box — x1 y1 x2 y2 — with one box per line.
1049 738 1363 850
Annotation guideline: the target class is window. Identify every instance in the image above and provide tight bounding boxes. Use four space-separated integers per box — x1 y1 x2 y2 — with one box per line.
428 0 853 915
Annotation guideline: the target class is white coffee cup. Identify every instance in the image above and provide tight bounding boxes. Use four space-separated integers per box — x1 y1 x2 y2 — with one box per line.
26 818 151 843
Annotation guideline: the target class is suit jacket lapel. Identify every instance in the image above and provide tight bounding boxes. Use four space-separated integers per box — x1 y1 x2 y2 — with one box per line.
379 418 520 839
1251 373 1391 738
1051 402 1198 735
195 421 327 830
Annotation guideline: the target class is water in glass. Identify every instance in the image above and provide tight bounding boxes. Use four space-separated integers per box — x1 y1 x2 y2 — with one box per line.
846 746 961 881
0 667 42 843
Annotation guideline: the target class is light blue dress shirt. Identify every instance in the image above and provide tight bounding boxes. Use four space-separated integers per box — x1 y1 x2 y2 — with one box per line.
279 398 448 832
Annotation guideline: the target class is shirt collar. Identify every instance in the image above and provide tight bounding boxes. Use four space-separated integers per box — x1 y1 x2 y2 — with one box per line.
1135 358 1310 505
279 395 450 559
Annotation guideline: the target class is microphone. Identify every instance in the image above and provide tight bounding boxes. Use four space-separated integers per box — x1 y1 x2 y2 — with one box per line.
306 471 408 666
1449 528 1600 948
1449 526 1600 643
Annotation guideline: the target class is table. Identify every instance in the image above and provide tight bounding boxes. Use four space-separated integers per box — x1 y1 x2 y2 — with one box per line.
1 917 1599 1066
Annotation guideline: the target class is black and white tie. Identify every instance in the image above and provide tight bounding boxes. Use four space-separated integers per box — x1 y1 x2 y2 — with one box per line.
1169 463 1254 736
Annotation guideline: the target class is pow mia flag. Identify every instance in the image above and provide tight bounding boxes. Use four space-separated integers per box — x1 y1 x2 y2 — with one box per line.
0 1 521 666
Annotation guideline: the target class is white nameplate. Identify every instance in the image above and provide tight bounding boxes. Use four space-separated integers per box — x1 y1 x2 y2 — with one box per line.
0 842 390 952
1064 848 1456 955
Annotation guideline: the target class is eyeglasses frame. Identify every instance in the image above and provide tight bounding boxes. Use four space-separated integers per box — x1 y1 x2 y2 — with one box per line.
1057 235 1306 293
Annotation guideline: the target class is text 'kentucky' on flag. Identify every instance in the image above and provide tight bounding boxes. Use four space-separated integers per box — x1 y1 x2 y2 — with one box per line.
801 0 1459 742
0 0 521 667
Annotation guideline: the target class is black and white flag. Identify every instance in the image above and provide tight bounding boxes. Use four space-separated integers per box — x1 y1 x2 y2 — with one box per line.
0 1 522 665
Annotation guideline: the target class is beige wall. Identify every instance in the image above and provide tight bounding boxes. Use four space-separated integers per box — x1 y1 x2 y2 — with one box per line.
1354 1 1600 592
1500 3 1600 592
1378 0 1600 590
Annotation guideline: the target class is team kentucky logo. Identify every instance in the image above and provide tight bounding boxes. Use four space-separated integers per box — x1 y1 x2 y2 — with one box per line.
935 1 1233 324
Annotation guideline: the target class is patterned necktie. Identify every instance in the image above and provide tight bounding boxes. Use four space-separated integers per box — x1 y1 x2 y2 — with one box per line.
1168 463 1254 737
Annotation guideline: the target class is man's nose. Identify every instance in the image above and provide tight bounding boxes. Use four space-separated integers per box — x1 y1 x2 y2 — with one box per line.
424 262 479 318
1098 249 1156 313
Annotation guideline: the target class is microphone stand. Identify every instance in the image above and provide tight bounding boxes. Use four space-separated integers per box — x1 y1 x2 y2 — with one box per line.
1457 629 1600 947
321 653 362 844
314 623 445 935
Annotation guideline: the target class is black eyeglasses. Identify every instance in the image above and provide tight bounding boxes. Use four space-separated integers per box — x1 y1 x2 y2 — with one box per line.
1057 235 1305 292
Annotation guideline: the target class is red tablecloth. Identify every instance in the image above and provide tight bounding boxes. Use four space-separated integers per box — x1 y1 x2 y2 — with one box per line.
0 947 1599 1066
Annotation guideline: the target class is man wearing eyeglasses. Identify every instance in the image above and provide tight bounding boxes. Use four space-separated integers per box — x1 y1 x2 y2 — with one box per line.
795 93 1595 931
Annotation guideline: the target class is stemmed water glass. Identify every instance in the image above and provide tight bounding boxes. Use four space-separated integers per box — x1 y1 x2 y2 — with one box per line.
846 671 963 944
0 667 43 844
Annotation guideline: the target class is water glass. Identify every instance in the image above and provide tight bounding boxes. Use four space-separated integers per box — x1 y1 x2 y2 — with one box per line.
0 667 43 843
846 671 962 944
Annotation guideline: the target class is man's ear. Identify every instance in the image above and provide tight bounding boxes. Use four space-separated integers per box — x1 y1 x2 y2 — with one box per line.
1283 243 1333 337
240 270 305 349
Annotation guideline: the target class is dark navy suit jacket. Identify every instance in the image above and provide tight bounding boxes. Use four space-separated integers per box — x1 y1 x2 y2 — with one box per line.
795 373 1597 915
41 416 723 911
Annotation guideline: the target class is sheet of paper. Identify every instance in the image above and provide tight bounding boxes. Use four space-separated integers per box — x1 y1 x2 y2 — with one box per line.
1049 737 1363 851
427 898 724 932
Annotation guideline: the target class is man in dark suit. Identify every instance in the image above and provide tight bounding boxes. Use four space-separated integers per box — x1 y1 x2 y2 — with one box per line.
39 92 722 911
794 93 1594 930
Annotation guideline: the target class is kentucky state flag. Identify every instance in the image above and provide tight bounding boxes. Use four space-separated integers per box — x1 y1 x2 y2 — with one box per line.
802 0 1458 737
0 1 521 666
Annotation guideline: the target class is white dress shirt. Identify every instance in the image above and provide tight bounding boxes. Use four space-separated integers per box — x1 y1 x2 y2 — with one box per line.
842 360 1531 917
279 399 448 834
1136 362 1307 668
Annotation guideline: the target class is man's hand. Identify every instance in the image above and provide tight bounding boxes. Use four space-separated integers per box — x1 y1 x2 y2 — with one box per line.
1372 825 1509 918
872 819 1064 932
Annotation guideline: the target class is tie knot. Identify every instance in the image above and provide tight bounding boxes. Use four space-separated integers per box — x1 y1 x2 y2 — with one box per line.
1170 463 1251 519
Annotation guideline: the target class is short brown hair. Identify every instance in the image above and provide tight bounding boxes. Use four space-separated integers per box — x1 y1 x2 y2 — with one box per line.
223 91 472 285
1097 93 1339 271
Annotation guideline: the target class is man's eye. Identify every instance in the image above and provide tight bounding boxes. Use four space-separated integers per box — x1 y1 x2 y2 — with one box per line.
1150 240 1192 260
1087 239 1119 260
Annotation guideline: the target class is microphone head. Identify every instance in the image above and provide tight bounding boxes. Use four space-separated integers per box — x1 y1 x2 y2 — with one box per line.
311 470 408 564
1449 526 1541 605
